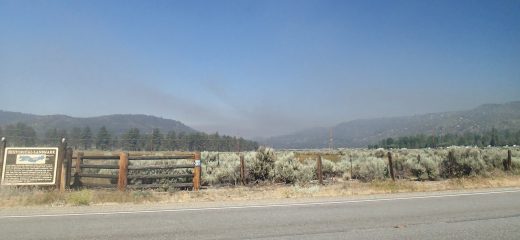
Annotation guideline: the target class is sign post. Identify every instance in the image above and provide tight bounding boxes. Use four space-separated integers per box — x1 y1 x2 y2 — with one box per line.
0 138 6 179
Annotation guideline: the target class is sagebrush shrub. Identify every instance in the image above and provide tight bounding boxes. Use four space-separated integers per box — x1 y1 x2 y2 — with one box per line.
321 159 343 178
273 152 298 183
405 155 439 180
353 157 386 181
335 158 351 180
421 157 440 180
511 157 520 171
274 157 313 184
405 157 425 180
202 152 240 185
249 147 275 181
441 148 486 178
482 149 504 170
392 154 408 179
374 148 386 158
196 147 518 186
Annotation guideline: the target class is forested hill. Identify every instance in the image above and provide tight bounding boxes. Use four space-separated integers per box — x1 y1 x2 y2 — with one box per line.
263 101 520 149
0 111 197 136
0 111 259 151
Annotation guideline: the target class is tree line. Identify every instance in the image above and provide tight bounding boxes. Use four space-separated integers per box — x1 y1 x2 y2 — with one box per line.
0 122 258 151
371 128 520 149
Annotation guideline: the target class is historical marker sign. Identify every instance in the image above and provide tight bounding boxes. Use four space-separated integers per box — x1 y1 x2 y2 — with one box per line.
1 148 59 185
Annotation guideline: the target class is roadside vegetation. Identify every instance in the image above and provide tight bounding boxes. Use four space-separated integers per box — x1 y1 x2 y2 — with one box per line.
202 146 520 185
0 146 519 207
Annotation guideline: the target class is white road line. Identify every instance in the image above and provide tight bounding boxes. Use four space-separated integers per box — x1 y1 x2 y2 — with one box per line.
1 189 519 219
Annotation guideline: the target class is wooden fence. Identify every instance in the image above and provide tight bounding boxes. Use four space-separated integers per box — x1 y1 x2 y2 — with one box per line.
69 151 201 191
0 139 201 191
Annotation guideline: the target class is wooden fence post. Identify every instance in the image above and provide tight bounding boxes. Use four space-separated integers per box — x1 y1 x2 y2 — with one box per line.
507 149 512 171
240 154 246 185
349 155 353 180
118 152 129 191
57 138 67 191
387 152 395 181
73 152 83 188
193 152 201 191
63 147 73 189
317 155 323 185
0 138 6 179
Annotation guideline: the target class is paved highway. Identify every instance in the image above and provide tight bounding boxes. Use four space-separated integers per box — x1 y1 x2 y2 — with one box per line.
1 189 519 239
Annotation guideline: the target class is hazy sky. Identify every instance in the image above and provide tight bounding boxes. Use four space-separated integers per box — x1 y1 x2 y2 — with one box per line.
1 0 519 138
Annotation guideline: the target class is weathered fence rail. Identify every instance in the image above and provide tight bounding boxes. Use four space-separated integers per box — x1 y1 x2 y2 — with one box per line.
70 151 201 191
71 153 119 189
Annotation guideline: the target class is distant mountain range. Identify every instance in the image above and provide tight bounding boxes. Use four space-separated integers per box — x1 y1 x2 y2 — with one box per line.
0 111 197 136
2 101 520 149
262 101 520 149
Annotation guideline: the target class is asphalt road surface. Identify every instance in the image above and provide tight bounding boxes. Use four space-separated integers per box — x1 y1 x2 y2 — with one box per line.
1 189 519 240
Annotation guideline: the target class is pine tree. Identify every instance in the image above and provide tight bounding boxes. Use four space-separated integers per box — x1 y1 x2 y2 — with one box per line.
96 126 111 150
150 128 163 151
122 128 141 151
177 132 187 151
20 123 37 147
112 136 120 150
70 127 82 149
165 131 177 151
211 132 220 151
45 128 59 146
6 122 38 147
81 126 93 150
490 127 498 146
